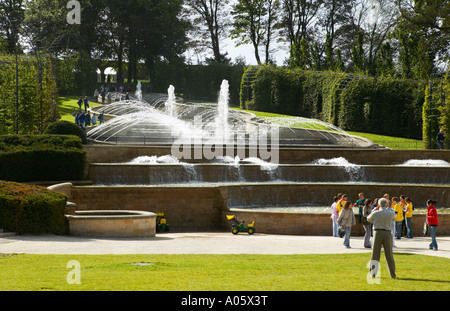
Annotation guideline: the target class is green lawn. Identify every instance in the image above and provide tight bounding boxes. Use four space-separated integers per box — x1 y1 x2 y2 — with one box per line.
347 131 423 150
58 96 103 123
0 253 448 291
232 107 423 150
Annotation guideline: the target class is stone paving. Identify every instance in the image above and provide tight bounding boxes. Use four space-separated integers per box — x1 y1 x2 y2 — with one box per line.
0 232 449 259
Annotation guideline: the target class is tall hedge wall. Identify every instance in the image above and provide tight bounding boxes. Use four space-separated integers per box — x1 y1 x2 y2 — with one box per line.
153 63 245 106
241 66 426 139
423 71 450 149
0 180 68 235
0 135 86 182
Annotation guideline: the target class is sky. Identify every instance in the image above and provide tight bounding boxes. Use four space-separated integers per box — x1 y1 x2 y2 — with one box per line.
222 38 290 66
184 37 290 66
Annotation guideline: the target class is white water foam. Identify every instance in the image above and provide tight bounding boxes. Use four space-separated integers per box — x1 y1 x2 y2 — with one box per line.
129 155 180 164
311 157 358 167
399 159 450 166
311 157 363 180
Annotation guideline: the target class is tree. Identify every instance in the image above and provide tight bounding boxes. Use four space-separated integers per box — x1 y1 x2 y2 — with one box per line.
289 37 310 69
375 41 395 76
185 0 231 63
281 0 323 49
320 0 355 63
231 0 280 65
0 53 59 134
351 30 365 73
324 33 334 70
334 48 345 71
394 0 449 78
0 0 26 55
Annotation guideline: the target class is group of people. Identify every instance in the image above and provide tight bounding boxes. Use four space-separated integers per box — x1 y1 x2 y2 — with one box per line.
330 192 439 250
331 192 440 279
94 85 131 105
75 111 103 130
75 95 104 130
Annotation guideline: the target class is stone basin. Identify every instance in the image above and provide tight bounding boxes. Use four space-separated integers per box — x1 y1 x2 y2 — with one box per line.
66 210 157 238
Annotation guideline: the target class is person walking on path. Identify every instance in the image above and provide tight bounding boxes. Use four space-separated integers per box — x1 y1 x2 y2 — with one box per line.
84 96 90 111
367 198 396 279
337 201 356 248
362 199 373 248
330 196 340 237
77 97 82 112
426 199 439 251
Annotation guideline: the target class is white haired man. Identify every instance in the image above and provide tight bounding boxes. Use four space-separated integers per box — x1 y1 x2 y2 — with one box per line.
367 198 397 279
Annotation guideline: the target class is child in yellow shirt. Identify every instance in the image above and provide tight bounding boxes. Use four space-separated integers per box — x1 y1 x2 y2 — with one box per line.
393 197 404 240
403 197 413 238
336 194 348 214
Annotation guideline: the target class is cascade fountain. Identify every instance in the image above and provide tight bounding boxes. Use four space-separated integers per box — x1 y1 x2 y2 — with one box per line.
87 80 374 149
72 80 450 236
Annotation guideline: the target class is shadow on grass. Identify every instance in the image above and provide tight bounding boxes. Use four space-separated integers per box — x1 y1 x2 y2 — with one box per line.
396 277 450 284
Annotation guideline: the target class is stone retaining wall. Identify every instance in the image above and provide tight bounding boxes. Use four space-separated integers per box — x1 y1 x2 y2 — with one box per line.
84 145 450 166
68 184 450 236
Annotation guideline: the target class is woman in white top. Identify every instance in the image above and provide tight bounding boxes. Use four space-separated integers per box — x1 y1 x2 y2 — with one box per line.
330 196 339 237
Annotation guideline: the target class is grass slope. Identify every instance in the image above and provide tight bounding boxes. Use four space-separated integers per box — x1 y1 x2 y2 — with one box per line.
233 107 422 150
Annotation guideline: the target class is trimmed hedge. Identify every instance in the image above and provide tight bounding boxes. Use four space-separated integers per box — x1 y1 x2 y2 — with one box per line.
0 135 86 182
242 66 426 139
0 180 68 235
44 120 87 144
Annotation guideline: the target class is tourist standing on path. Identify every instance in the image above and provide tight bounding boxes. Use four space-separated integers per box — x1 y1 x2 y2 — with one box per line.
371 198 378 210
384 194 396 247
362 199 373 248
336 194 348 214
426 200 439 251
355 192 366 224
437 129 445 150
337 201 356 248
400 195 407 236
404 197 413 238
330 196 339 237
393 197 404 240
367 198 396 279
